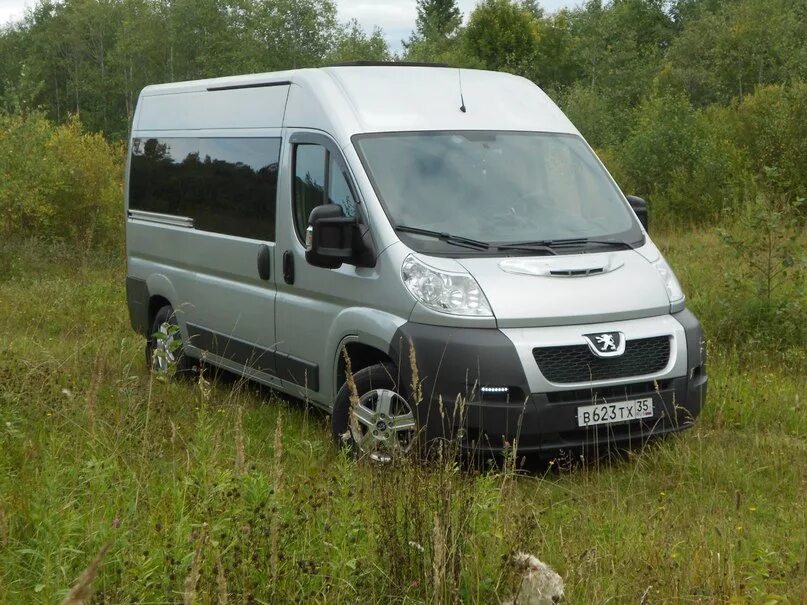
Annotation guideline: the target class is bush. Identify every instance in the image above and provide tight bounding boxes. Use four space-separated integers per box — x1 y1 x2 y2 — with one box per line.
559 83 631 149
616 93 753 225
715 195 806 351
0 113 124 252
729 82 807 204
463 0 540 74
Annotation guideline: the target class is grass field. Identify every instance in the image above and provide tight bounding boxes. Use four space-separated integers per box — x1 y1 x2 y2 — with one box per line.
0 230 805 604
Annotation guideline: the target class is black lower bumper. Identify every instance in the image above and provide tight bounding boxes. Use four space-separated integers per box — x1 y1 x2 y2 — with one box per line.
460 375 705 453
390 309 707 454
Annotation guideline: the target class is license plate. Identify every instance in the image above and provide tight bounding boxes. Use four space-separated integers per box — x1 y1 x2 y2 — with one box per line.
577 398 653 427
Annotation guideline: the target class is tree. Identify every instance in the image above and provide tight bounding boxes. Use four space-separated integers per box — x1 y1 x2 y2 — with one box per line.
464 0 539 73
415 0 462 40
403 0 463 63
0 0 386 135
664 0 805 105
520 0 543 19
566 0 674 107
328 19 390 64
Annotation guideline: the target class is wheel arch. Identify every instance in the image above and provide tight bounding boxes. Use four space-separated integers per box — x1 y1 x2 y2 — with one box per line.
335 337 397 401
321 307 407 408
143 273 181 332
147 294 172 333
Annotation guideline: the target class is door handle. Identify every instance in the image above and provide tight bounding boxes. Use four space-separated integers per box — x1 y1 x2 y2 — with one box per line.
282 250 295 285
257 244 271 280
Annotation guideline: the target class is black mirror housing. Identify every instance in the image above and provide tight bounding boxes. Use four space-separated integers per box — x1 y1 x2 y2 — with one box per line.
305 204 364 269
626 195 649 232
306 204 355 269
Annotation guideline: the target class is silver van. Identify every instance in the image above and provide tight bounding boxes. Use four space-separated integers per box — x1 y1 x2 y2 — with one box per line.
125 64 706 459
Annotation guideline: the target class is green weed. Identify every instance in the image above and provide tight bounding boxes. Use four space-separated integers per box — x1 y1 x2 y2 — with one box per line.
0 228 804 603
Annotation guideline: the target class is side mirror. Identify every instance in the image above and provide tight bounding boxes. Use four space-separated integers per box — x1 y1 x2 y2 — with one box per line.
626 195 649 232
305 204 358 269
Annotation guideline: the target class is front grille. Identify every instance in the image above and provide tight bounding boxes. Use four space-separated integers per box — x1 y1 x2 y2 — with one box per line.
533 336 671 383
545 380 672 404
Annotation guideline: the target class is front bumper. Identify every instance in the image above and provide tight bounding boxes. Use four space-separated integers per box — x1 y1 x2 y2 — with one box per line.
389 309 707 453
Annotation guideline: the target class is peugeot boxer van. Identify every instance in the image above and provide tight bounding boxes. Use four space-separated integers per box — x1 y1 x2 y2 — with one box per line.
125 63 707 460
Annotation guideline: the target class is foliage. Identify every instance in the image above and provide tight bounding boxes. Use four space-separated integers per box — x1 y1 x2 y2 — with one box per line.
1 0 804 228
0 236 804 602
565 0 674 107
403 0 470 66
0 0 389 138
559 82 632 149
656 222 806 360
727 83 807 202
1 2 805 602
715 195 806 348
463 0 540 73
330 20 390 64
664 0 807 106
414 0 462 39
0 112 123 251
616 93 753 223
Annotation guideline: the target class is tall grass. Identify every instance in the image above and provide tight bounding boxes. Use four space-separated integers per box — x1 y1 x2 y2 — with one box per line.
0 228 804 603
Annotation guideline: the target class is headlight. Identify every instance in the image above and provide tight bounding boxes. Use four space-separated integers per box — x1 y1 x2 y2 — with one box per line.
401 255 492 317
653 257 685 304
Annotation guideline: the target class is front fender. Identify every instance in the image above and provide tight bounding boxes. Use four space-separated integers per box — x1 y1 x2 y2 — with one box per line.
322 307 408 404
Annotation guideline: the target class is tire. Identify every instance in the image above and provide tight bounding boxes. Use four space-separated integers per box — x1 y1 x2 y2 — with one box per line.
331 363 418 462
145 305 195 377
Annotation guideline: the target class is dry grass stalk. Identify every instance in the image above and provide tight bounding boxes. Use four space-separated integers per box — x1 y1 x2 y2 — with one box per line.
86 350 104 432
58 543 109 605
0 501 8 547
183 530 206 605
196 365 212 403
408 338 422 405
341 347 360 414
234 404 245 477
431 514 447 600
216 554 228 604
270 412 283 584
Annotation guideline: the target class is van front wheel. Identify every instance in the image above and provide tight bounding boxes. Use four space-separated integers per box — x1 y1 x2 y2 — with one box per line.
332 363 418 462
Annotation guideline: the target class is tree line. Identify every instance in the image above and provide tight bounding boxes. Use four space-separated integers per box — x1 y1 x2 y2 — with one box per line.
0 0 805 224
0 0 388 137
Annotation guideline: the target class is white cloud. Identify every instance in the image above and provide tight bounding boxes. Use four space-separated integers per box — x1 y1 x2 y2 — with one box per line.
0 0 30 25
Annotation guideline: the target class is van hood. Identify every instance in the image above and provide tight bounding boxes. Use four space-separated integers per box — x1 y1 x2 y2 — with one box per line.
457 247 671 328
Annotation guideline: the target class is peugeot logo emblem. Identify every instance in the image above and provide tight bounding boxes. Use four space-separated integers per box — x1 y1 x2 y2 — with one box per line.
583 331 626 358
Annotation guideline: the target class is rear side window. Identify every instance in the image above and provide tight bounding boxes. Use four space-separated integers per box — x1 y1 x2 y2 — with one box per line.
292 143 357 241
129 137 280 241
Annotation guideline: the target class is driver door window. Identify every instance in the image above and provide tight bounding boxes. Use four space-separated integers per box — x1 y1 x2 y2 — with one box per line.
292 144 357 241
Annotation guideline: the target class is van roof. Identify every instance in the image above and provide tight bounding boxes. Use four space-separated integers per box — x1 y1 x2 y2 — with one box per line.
135 66 578 144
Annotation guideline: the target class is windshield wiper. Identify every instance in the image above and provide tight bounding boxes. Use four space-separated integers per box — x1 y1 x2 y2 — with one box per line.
501 237 633 251
495 241 557 255
577 239 634 250
395 225 490 250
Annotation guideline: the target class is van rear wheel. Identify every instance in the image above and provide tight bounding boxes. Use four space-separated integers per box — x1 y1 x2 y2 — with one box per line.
332 363 418 462
146 305 195 377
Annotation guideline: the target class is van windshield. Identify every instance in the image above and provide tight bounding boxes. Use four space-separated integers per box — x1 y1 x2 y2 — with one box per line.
353 131 642 255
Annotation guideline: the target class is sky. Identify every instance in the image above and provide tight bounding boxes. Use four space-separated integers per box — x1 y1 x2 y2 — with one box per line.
0 0 574 53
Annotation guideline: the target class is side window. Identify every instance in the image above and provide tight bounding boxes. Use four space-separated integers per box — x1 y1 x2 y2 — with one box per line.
293 145 326 240
292 143 358 242
129 137 280 240
328 155 357 219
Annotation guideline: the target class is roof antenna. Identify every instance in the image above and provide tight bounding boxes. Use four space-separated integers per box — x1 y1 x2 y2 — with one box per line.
457 69 467 113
